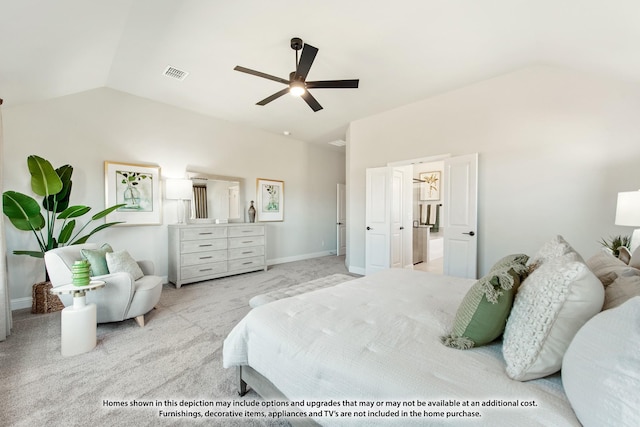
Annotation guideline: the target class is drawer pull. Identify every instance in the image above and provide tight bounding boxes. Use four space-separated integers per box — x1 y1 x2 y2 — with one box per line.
242 230 252 233
242 261 253 265
200 256 213 260
242 241 253 244
242 251 253 255
199 244 213 247
199 232 213 235
200 268 213 272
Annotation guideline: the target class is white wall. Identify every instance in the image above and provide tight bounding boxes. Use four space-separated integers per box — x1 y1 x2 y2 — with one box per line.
347 65 640 275
3 88 345 308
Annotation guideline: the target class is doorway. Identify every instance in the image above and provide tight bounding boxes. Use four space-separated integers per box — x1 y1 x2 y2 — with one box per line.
365 153 478 278
412 160 444 274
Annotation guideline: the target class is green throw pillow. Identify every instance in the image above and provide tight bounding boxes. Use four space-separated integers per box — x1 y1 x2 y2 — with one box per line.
441 254 529 350
80 244 113 276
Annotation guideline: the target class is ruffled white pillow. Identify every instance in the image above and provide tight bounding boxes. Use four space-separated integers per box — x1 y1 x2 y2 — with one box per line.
503 251 604 381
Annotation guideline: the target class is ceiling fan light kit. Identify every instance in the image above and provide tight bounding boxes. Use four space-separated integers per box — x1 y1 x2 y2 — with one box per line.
234 37 359 112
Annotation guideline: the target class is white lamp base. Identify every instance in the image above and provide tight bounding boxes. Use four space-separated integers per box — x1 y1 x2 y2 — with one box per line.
630 229 640 253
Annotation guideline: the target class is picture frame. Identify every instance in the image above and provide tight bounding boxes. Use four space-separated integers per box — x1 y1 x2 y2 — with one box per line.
419 171 441 201
104 161 162 225
256 178 284 222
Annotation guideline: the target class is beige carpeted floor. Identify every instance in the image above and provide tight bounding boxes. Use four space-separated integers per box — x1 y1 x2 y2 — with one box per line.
0 255 356 426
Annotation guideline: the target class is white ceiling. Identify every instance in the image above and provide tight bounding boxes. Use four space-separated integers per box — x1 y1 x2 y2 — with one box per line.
2 0 639 145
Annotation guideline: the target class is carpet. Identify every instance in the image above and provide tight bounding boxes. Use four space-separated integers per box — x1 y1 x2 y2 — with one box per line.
0 255 356 426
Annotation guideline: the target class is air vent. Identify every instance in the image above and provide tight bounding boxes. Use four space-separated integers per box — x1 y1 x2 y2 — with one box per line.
328 139 346 147
163 66 189 81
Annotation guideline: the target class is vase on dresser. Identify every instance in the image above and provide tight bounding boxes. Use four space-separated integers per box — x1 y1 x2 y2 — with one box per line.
248 201 256 223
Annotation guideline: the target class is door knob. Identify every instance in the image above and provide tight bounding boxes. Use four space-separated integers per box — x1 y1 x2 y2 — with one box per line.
366 226 373 230
399 226 404 230
463 231 475 236
337 222 343 225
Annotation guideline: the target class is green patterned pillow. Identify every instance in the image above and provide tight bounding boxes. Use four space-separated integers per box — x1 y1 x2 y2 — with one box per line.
80 243 113 276
441 254 529 349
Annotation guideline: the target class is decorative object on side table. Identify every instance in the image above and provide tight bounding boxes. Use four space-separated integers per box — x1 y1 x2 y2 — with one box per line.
256 178 284 222
165 178 193 224
104 161 162 225
615 190 640 253
248 201 256 222
71 260 91 286
2 155 124 313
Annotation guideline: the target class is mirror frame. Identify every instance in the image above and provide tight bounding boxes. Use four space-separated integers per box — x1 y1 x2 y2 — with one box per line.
186 171 246 223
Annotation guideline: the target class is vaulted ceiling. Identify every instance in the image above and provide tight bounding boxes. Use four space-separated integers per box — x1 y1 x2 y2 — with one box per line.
1 1 639 145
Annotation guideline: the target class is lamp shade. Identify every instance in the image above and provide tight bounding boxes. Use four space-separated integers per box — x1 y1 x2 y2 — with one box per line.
615 191 640 226
165 179 193 200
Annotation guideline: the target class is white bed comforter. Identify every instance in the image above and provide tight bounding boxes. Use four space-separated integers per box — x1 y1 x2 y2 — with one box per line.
223 269 579 426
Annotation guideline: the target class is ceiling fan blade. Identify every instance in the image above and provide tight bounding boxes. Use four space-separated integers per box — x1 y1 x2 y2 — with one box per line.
256 88 290 106
301 91 323 112
234 66 290 85
294 44 318 81
306 79 359 89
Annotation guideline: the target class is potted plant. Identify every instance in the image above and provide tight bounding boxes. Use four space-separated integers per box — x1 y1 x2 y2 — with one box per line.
2 155 124 313
599 235 631 258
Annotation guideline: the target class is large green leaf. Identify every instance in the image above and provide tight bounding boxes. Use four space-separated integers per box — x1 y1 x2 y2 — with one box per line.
13 250 44 258
58 205 91 219
43 165 73 212
71 221 124 245
2 191 45 231
91 204 126 220
27 155 62 198
57 220 76 244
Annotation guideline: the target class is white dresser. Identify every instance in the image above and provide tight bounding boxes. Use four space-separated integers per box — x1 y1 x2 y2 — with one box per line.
168 223 266 288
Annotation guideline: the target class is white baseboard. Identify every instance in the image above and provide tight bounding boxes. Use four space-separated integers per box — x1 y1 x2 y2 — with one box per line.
11 297 32 311
349 265 366 275
11 275 170 312
267 250 335 266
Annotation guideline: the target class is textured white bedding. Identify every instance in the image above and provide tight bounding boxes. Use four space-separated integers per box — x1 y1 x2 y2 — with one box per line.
223 268 579 426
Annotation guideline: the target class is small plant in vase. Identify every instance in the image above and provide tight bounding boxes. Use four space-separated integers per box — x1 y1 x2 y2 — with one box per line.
2 155 124 313
599 235 631 258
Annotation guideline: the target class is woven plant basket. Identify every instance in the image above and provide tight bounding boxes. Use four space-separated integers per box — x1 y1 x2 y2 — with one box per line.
31 281 65 314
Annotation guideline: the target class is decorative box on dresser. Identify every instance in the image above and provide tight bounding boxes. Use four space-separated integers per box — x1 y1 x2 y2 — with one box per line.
168 223 266 288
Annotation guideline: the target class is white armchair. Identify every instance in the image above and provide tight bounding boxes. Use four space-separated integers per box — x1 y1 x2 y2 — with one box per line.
44 243 163 327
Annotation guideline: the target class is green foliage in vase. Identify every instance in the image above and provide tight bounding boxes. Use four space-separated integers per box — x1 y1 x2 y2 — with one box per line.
2 155 125 263
599 235 631 257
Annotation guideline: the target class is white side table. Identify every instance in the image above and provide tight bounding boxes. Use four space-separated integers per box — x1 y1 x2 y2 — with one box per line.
50 281 105 356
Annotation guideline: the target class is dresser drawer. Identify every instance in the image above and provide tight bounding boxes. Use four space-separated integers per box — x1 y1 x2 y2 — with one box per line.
228 246 265 260
228 235 265 249
181 261 227 280
182 250 227 266
181 227 227 241
228 256 265 272
181 238 227 254
228 225 264 237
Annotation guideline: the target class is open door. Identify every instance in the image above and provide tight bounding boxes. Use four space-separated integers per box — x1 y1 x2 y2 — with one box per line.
336 183 346 256
443 153 478 278
365 167 391 275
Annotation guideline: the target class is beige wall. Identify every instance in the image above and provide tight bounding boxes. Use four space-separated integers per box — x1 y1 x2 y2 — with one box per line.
347 65 640 275
3 88 345 308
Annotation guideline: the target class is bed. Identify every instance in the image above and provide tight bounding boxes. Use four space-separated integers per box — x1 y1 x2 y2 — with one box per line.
223 268 579 426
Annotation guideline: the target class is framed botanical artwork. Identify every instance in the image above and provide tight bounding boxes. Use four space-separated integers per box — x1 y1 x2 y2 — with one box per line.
419 171 441 201
256 178 284 222
104 161 162 225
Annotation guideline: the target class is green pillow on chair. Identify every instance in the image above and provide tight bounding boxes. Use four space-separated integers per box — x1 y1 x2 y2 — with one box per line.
80 244 113 276
441 254 529 349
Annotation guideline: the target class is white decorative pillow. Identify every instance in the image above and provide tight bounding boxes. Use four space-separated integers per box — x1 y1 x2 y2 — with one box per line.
526 235 576 271
503 252 604 381
106 250 144 281
603 275 640 310
562 297 640 427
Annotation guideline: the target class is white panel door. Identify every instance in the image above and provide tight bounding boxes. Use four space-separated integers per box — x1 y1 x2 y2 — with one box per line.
336 183 346 256
365 167 391 275
443 153 478 279
390 169 404 268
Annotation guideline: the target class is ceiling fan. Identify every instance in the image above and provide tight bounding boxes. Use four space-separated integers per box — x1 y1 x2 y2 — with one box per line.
234 37 359 112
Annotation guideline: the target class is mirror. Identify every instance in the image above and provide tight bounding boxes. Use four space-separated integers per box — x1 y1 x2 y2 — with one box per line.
186 171 245 223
